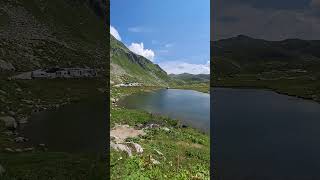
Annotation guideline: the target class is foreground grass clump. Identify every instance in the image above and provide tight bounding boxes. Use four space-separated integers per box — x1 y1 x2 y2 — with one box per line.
0 152 107 180
110 87 210 179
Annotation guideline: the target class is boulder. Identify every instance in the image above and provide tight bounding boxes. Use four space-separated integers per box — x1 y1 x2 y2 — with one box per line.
111 142 132 157
127 142 143 154
14 137 28 143
150 156 160 165
4 148 14 153
0 59 15 71
0 116 17 130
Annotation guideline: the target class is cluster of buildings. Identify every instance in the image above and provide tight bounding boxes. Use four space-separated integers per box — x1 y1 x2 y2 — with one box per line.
10 67 98 80
114 82 143 87
31 68 97 79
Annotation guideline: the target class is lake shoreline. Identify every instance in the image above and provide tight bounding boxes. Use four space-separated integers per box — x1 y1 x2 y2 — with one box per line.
110 86 210 178
212 85 320 104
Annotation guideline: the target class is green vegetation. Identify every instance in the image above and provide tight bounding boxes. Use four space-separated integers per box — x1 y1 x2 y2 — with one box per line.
0 0 109 179
110 35 170 86
212 35 320 102
110 87 210 179
0 78 108 179
0 152 106 180
170 83 209 93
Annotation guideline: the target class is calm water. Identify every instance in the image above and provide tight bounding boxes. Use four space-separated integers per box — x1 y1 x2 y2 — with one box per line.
213 88 320 180
21 96 107 153
119 89 210 133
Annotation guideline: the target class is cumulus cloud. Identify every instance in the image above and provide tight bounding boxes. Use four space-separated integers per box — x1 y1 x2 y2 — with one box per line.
159 61 210 74
110 25 121 41
128 42 155 61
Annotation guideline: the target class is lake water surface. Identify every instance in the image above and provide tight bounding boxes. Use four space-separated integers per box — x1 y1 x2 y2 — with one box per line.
213 88 320 179
21 96 107 153
119 89 210 133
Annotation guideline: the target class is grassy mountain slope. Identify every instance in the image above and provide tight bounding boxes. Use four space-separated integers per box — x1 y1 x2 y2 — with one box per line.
169 73 209 84
110 35 170 86
0 0 107 73
0 0 108 179
212 35 320 101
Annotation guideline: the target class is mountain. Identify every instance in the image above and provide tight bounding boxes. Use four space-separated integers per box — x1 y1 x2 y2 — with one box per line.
110 35 170 86
169 73 210 84
0 0 107 73
212 35 320 78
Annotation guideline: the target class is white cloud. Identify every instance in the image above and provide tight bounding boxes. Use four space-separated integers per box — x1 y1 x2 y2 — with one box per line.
110 25 121 41
128 26 152 33
128 42 155 61
159 61 210 74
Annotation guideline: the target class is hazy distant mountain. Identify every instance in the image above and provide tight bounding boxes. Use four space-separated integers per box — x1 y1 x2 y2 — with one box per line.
169 73 210 83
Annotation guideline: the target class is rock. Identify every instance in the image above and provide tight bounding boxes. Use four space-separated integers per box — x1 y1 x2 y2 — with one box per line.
0 116 17 130
0 59 15 71
0 164 5 176
145 123 160 129
111 142 132 157
111 98 116 103
127 142 143 154
14 137 28 143
39 143 46 147
21 99 33 104
4 148 14 153
150 156 160 165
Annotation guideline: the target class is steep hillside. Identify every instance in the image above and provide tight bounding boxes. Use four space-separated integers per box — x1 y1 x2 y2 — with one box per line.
211 35 320 101
169 73 209 84
110 35 170 86
0 0 107 73
212 35 320 77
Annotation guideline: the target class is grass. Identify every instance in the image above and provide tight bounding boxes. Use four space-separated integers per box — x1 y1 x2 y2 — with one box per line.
0 152 107 180
170 83 210 94
212 75 320 102
110 86 210 179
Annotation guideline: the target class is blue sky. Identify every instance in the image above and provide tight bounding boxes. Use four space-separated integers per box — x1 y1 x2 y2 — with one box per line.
110 0 210 74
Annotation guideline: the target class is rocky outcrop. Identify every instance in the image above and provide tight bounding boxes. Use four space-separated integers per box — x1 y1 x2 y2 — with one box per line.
0 59 15 71
0 116 17 130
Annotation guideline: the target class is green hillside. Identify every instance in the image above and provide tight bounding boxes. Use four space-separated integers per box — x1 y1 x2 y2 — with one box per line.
212 35 320 101
0 0 107 73
110 35 170 86
0 0 108 179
